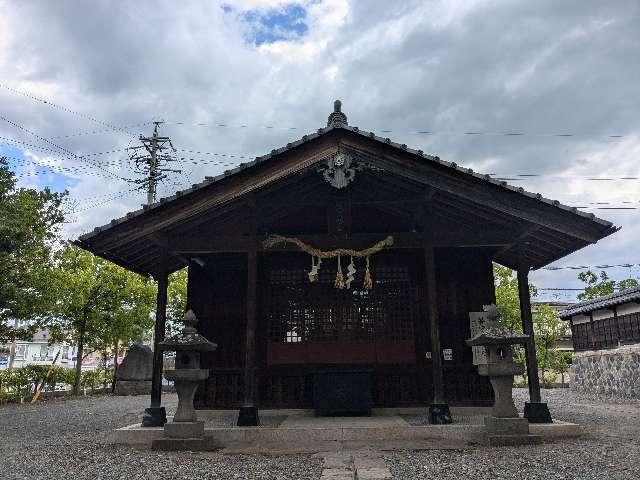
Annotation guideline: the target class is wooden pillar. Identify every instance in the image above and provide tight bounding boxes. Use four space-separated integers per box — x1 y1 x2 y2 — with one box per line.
425 244 451 423
517 250 552 423
142 254 168 427
613 307 621 347
238 204 260 426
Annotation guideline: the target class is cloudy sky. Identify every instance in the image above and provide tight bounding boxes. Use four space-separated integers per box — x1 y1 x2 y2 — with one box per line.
0 0 639 300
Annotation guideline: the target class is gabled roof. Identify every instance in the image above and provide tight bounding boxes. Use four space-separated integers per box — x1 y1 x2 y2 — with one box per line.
75 101 618 277
559 286 640 319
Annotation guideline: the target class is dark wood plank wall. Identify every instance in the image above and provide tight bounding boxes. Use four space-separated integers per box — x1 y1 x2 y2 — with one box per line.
191 247 494 409
571 311 640 351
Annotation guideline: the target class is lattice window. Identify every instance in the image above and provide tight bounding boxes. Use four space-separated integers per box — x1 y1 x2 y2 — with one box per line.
267 260 415 343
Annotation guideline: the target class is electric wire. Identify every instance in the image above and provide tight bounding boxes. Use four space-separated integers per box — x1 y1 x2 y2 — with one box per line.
0 83 133 134
0 115 125 180
161 120 628 139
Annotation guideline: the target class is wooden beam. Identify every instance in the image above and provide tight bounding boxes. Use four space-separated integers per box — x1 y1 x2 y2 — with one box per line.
94 141 339 250
342 138 607 244
167 231 514 255
496 224 541 256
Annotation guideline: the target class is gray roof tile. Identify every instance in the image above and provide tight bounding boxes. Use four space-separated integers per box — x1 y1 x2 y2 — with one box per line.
559 286 640 318
77 124 613 242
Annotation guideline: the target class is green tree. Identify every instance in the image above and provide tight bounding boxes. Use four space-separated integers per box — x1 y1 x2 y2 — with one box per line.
0 157 66 363
533 303 569 385
493 264 568 385
577 270 638 301
88 261 156 390
50 245 156 394
167 268 188 333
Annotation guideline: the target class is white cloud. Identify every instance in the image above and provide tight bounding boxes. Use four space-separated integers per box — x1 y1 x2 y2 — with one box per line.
0 0 639 300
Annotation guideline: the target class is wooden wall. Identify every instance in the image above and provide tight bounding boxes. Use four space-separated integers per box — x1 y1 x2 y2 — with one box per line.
191 247 494 409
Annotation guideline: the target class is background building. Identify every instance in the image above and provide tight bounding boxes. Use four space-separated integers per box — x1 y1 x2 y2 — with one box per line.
559 287 640 398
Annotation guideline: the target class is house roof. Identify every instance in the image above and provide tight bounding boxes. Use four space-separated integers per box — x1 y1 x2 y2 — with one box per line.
559 286 640 319
75 101 618 277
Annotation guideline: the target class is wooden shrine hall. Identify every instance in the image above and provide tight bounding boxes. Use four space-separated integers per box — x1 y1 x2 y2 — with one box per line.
76 101 617 426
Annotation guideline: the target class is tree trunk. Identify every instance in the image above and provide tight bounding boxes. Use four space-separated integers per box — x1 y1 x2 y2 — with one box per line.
111 341 119 393
73 317 87 396
102 350 108 391
7 319 19 369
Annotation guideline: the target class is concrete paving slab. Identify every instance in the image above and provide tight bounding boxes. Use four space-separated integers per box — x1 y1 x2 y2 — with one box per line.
356 467 392 479
320 470 354 480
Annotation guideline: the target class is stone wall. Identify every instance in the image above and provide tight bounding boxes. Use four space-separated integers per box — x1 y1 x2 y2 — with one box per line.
570 344 640 398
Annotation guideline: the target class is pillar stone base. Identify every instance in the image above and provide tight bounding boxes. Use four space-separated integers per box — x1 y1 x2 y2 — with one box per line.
524 402 552 423
142 406 167 427
237 405 260 426
165 420 204 439
429 403 452 424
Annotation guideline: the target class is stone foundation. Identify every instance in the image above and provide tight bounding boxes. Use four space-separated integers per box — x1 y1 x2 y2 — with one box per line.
570 344 640 398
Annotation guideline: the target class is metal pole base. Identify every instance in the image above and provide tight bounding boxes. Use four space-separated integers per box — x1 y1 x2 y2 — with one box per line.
142 406 167 427
429 403 452 424
524 402 552 423
237 405 260 426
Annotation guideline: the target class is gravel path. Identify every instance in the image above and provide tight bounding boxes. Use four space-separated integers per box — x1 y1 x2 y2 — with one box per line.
0 393 321 480
1 389 638 479
386 388 640 480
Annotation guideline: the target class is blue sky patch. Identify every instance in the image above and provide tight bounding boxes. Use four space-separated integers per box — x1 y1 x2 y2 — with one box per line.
225 3 309 46
1 143 77 192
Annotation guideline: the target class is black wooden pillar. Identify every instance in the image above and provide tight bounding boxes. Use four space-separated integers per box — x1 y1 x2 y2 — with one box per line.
517 253 552 423
425 244 452 424
142 254 168 427
238 205 260 426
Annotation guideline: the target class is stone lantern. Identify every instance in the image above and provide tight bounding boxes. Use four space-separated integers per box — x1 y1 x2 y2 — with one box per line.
158 310 217 442
466 307 541 445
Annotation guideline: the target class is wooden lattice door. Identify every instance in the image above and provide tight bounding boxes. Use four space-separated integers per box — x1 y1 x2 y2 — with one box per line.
264 252 416 365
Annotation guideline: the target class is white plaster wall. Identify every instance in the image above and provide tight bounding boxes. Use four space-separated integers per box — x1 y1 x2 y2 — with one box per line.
616 302 640 316
592 309 614 321
571 314 591 325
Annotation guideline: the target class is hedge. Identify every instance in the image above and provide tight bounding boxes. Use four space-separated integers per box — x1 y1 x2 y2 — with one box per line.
0 366 113 404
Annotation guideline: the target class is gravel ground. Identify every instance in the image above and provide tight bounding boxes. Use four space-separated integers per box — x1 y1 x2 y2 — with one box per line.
386 388 640 480
1 389 639 479
0 393 321 480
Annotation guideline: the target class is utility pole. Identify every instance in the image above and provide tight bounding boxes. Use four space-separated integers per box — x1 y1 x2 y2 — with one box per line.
127 121 180 204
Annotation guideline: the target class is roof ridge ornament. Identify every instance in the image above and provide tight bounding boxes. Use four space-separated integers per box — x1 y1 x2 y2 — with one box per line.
327 99 348 127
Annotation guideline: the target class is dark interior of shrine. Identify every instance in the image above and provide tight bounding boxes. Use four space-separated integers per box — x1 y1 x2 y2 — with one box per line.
189 247 496 409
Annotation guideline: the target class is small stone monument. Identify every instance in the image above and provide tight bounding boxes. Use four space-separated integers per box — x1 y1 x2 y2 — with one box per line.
114 343 153 395
466 305 542 446
152 310 217 451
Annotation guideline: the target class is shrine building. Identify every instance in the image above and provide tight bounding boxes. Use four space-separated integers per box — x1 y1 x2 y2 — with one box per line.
75 101 617 426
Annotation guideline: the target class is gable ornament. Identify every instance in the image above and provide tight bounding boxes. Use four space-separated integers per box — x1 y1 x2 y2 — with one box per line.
320 152 357 189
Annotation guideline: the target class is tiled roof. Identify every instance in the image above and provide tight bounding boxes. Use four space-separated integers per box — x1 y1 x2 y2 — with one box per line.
558 286 640 319
78 121 612 243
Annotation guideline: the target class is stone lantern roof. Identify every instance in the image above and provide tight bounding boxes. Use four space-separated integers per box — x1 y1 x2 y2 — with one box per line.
159 310 217 352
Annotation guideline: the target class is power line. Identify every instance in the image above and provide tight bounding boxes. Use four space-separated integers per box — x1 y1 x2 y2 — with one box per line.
0 114 124 180
0 83 132 134
162 120 628 139
67 189 142 213
542 263 640 271
49 122 151 139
